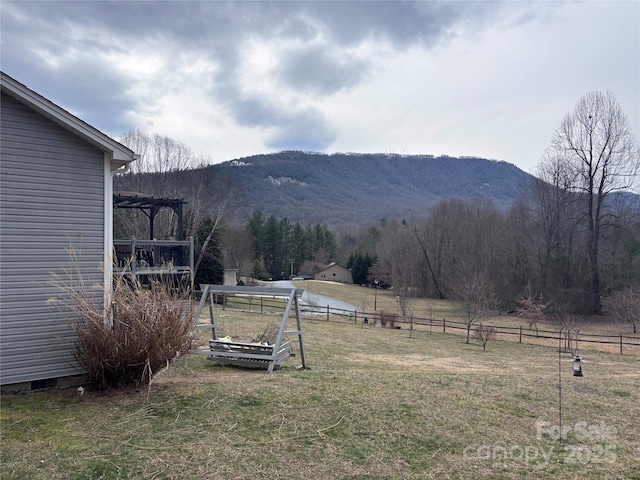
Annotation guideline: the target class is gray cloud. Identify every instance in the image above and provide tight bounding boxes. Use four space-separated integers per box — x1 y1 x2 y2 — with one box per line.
301 1 507 47
230 95 286 129
264 107 337 152
1 3 134 132
222 91 337 150
1 1 565 156
278 45 370 95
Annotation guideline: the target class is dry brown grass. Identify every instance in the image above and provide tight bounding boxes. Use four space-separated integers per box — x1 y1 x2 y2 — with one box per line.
295 280 640 356
2 316 639 479
4 281 638 479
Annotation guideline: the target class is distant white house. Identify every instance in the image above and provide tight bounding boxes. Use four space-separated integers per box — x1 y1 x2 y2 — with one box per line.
0 72 137 390
314 263 353 284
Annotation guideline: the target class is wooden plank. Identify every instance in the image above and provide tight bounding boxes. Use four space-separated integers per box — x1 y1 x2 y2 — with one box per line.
208 341 291 356
197 284 304 298
205 341 292 366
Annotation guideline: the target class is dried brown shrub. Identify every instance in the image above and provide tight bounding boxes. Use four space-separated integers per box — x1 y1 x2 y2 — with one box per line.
85 280 193 389
379 311 397 328
53 256 195 389
516 288 551 336
473 323 497 351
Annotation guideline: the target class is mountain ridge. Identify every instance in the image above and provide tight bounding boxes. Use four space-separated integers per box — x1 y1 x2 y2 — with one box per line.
214 151 534 226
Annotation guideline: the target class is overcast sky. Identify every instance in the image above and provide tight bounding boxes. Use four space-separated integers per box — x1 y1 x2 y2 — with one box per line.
1 1 638 173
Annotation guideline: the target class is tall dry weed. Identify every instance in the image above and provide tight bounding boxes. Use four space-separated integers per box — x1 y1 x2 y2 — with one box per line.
52 250 195 389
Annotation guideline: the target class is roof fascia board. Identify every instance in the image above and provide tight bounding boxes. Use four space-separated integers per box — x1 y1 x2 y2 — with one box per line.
1 72 136 165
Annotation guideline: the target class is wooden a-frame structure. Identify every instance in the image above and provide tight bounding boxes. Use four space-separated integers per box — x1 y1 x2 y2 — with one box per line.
193 285 307 373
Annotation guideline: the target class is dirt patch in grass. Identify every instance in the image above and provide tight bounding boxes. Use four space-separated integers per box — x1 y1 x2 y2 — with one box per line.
350 352 495 374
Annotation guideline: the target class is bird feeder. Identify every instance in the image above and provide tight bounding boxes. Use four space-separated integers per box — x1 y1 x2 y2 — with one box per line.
572 356 583 377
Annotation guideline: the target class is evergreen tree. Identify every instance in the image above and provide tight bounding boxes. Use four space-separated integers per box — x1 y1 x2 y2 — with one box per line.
194 215 223 286
264 215 281 278
247 210 265 262
245 213 339 278
350 252 376 284
291 222 307 275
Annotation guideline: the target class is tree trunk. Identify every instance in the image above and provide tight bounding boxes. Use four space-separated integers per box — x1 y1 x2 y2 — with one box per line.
413 227 445 299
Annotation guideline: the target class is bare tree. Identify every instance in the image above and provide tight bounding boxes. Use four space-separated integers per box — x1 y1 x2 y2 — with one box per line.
191 173 239 278
419 199 467 299
516 287 551 337
501 199 534 302
544 91 640 314
606 285 640 333
598 194 639 292
473 323 497 351
413 225 445 299
417 199 505 303
115 130 239 281
455 272 498 344
374 220 419 319
557 312 581 354
530 155 582 297
118 129 196 177
115 130 201 240
221 226 255 280
425 297 438 334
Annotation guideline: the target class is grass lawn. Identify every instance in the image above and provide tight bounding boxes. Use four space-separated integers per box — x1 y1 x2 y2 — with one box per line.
296 281 640 354
2 282 639 479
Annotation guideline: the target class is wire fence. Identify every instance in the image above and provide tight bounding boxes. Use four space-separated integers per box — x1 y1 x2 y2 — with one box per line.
300 304 640 356
198 291 640 356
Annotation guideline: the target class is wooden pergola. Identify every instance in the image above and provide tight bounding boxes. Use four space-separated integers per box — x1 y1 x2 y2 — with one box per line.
113 191 187 240
113 191 193 287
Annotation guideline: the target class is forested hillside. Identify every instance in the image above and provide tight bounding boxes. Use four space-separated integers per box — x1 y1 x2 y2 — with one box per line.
114 147 640 316
213 151 534 226
115 150 533 227
113 91 640 318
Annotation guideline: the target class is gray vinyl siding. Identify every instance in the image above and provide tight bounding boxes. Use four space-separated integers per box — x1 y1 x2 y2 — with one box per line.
0 92 106 385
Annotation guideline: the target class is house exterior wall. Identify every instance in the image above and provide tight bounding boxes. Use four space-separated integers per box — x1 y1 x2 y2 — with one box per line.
314 264 353 284
0 92 106 386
